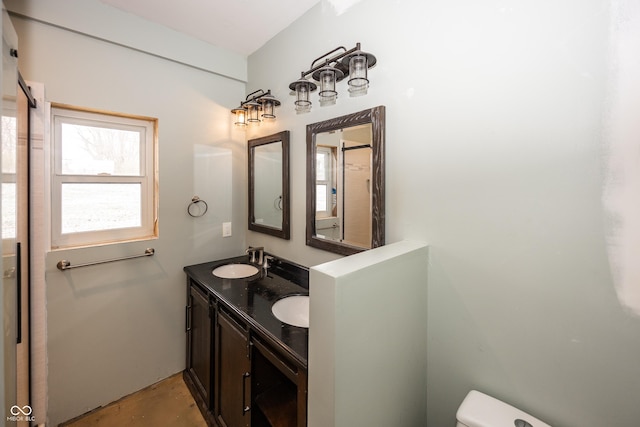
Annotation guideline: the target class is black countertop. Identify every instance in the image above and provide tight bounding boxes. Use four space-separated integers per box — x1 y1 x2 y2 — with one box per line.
184 255 309 366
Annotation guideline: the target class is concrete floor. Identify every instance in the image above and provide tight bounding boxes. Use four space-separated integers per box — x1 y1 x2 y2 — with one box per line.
60 373 206 427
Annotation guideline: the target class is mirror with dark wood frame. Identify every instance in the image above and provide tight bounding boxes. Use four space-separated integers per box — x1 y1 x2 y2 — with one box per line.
248 131 290 239
306 106 385 255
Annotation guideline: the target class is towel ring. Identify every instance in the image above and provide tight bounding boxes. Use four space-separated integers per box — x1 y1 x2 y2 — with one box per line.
274 195 283 211
188 196 208 217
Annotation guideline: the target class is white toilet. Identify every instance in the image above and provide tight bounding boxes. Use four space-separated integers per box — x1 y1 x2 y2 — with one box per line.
456 390 552 427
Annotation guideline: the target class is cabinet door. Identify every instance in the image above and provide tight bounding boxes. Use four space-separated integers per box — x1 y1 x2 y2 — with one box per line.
187 283 212 406
217 310 251 427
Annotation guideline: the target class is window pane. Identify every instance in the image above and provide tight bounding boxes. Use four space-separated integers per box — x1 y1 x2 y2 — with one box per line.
61 183 141 234
61 123 141 176
316 152 327 181
2 116 16 174
316 184 327 212
2 183 16 239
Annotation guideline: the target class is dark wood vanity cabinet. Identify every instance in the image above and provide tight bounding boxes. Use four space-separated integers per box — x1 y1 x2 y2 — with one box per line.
251 339 307 427
216 309 251 427
186 282 213 408
185 277 307 427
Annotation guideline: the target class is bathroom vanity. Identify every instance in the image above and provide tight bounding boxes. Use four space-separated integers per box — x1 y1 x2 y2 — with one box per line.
184 255 309 427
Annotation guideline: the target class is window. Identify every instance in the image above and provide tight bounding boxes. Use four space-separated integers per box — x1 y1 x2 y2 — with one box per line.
316 145 336 218
51 105 157 248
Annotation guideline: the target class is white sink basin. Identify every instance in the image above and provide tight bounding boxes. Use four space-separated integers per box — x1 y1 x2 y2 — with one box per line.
271 295 309 328
212 263 259 279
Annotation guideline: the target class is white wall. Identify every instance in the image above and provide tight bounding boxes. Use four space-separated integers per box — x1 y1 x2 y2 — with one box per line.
7 1 249 424
248 0 640 426
309 241 429 427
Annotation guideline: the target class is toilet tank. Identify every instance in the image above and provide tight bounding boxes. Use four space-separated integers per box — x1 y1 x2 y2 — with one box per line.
456 390 552 427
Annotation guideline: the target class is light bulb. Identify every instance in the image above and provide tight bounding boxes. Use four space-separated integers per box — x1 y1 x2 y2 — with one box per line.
231 108 247 126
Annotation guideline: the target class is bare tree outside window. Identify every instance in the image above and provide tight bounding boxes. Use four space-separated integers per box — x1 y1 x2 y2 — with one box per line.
61 124 141 176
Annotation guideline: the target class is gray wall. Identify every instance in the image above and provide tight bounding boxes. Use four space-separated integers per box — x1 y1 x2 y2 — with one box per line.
7 1 249 424
247 0 640 426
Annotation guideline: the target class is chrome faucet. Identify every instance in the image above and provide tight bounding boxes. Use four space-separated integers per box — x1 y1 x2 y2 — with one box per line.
245 246 264 265
263 255 275 272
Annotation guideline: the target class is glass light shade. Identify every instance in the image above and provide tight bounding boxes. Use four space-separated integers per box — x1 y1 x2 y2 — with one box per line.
319 69 337 106
246 101 261 123
295 82 312 113
258 93 280 120
348 54 369 97
231 108 247 126
261 99 275 119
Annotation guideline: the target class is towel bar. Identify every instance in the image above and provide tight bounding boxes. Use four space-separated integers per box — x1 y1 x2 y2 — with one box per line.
56 248 155 271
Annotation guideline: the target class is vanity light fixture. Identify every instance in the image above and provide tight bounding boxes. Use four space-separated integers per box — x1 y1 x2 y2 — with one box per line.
289 42 376 113
314 62 344 106
289 76 317 114
231 89 281 127
257 92 279 119
245 100 261 124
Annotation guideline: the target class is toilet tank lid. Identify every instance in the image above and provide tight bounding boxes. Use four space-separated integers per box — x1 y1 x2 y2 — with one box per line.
456 390 552 427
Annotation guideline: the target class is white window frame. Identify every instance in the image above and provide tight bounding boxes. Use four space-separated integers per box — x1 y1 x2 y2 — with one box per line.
50 105 158 249
316 145 335 218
